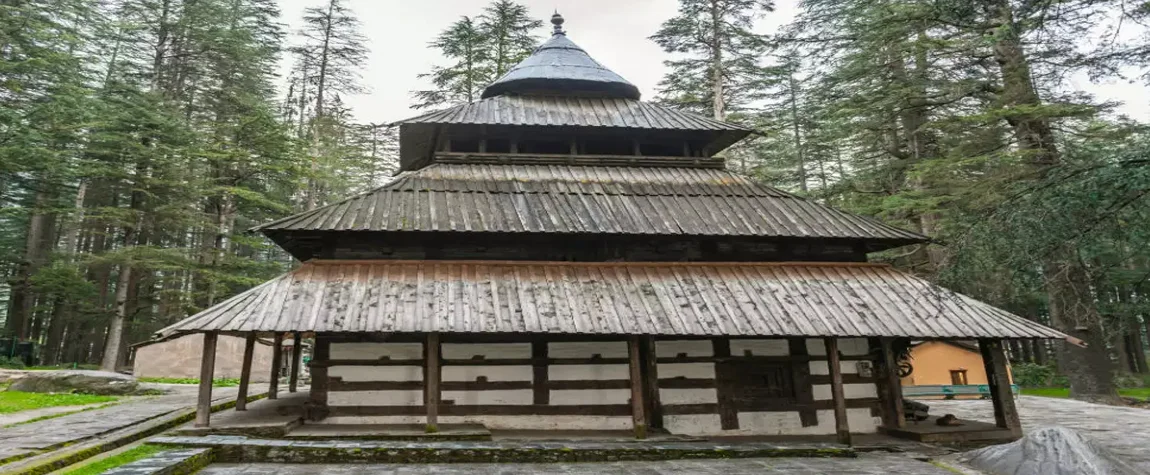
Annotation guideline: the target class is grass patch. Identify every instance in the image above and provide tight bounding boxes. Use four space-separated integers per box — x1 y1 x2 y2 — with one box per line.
22 364 101 371
59 444 164 475
138 377 241 387
4 401 120 427
0 391 117 414
1021 387 1150 400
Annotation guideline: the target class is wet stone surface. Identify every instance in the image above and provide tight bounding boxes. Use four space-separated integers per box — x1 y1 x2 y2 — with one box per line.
102 448 212 475
929 395 1150 472
199 453 960 475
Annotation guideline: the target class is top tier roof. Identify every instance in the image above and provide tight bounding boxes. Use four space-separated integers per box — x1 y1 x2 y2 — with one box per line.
481 13 641 100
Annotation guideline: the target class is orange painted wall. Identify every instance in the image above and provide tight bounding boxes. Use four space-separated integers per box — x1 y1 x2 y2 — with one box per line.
900 341 1012 388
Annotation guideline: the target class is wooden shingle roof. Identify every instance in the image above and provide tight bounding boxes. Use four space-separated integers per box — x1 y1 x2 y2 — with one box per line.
254 163 927 245
154 260 1067 341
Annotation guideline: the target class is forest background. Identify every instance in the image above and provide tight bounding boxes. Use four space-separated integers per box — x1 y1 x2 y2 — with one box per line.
2 0 1149 402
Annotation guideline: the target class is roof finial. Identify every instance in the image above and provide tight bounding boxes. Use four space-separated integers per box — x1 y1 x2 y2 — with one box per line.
551 11 565 36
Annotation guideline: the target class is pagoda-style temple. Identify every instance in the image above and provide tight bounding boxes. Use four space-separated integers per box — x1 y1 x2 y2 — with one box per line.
154 14 1072 443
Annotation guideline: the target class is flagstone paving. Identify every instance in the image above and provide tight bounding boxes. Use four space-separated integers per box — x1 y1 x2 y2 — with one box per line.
200 452 962 474
0 384 245 464
929 395 1150 471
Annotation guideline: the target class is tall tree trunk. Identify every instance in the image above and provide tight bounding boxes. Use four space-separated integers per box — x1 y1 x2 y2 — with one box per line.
987 1 1118 403
787 70 806 192
100 231 134 372
708 0 724 120
6 190 54 338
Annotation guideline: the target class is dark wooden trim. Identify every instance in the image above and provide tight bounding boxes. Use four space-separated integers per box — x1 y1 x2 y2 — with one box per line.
810 374 876 385
657 378 715 389
532 341 548 404
309 335 331 420
980 339 1021 434
268 333 283 400
661 398 879 415
878 338 906 428
317 357 633 367
289 331 302 393
329 378 648 392
711 338 738 430
628 336 647 439
825 338 852 446
641 336 662 429
656 355 814 364
789 337 818 427
195 332 218 427
426 333 440 431
235 333 255 411
329 404 633 417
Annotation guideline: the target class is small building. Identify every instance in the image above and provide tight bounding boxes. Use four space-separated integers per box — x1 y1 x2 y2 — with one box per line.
148 14 1077 444
901 341 1013 398
132 333 274 382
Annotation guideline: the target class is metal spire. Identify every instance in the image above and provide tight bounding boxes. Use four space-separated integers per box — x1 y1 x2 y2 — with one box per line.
551 11 565 36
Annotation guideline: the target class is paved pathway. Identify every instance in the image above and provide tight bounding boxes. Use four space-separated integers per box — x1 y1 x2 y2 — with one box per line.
202 453 961 474
929 395 1150 471
0 402 112 427
0 384 243 463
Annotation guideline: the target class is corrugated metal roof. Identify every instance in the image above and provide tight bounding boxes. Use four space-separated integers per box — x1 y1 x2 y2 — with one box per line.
397 95 749 132
155 260 1067 340
254 164 926 243
482 28 640 100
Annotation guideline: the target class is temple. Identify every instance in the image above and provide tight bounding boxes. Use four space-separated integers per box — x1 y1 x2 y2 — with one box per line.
153 14 1071 443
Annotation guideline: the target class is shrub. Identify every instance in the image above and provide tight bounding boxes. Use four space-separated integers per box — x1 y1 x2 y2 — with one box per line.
1114 372 1146 389
0 356 25 369
1012 363 1057 387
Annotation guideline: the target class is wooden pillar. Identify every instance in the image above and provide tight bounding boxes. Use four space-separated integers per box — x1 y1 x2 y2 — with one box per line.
824 338 851 445
307 334 331 420
268 333 283 400
979 339 1021 434
426 333 440 432
628 336 648 439
289 331 302 392
878 337 905 428
641 336 662 429
235 333 256 411
195 332 218 427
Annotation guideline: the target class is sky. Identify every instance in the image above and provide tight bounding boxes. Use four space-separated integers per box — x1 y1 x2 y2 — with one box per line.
273 0 1149 125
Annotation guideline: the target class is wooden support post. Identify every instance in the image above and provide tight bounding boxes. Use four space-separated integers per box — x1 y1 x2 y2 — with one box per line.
308 335 331 420
824 338 852 445
235 333 256 411
268 333 283 400
628 336 648 439
879 338 905 428
289 331 302 392
641 336 662 430
426 333 440 432
195 332 218 427
980 339 1021 434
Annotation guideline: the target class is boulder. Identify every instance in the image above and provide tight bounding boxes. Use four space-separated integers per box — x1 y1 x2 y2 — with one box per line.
0 369 27 385
7 370 139 395
962 427 1139 475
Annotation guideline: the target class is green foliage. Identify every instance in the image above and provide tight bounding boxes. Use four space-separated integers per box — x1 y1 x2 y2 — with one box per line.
137 377 241 387
59 444 165 475
412 0 541 109
0 391 117 414
1012 363 1057 387
1022 387 1150 401
0 357 26 369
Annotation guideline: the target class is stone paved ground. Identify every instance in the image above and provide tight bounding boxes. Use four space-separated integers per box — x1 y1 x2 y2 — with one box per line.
0 384 244 463
928 395 1150 471
201 453 960 474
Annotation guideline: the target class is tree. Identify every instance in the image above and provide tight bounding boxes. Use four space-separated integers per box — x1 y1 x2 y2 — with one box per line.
650 0 774 120
412 17 488 109
413 0 540 110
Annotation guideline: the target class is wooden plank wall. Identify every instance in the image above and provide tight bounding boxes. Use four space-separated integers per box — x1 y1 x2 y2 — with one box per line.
317 336 882 435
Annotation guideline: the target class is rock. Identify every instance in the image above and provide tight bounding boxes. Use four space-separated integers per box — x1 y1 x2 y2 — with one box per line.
962 427 1140 475
0 369 27 385
905 399 930 421
7 370 140 395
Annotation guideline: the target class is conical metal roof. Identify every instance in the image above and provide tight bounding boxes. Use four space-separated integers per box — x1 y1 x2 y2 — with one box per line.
481 13 641 100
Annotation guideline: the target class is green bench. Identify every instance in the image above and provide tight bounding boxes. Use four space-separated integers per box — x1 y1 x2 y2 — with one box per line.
903 384 1020 399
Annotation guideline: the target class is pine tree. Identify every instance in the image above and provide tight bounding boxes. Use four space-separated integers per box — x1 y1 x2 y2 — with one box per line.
649 0 774 120
413 0 540 110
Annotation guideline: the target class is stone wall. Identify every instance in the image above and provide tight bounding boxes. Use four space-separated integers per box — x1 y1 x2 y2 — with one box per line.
133 334 274 381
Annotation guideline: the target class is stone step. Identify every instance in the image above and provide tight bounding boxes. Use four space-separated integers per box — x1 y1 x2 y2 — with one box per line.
148 435 855 464
286 423 491 441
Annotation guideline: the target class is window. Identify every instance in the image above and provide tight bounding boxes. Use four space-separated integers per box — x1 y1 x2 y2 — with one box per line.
582 138 633 155
520 139 568 154
950 369 968 385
